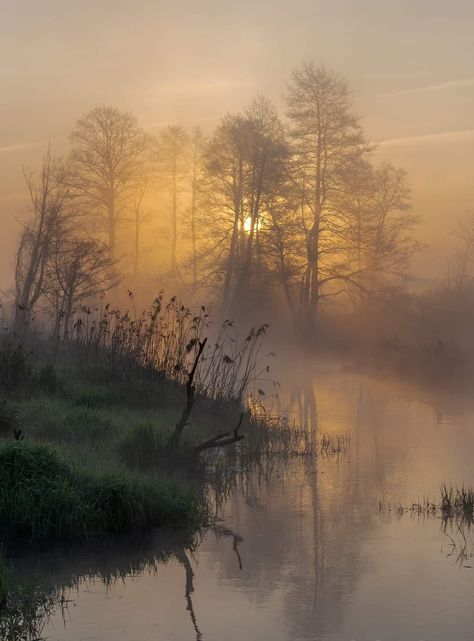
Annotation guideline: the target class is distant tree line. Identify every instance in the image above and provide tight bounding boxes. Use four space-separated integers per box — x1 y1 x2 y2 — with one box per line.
13 63 419 339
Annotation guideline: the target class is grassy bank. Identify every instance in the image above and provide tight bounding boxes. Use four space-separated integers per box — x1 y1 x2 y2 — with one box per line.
0 440 203 541
0 310 291 543
0 339 234 543
0 297 317 547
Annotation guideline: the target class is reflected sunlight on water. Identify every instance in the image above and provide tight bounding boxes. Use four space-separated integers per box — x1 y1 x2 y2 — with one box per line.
41 362 474 641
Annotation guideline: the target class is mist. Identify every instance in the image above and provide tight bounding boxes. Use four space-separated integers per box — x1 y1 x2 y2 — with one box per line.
2 0 474 294
2 3 474 641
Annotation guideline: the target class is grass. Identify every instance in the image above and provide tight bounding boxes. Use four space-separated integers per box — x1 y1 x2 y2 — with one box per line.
65 295 270 405
0 549 56 641
0 337 292 544
0 299 321 547
440 485 474 523
0 355 327 545
0 440 204 542
379 484 474 526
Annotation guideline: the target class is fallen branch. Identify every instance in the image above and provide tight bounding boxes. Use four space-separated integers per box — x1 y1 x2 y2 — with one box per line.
194 413 245 454
168 337 207 449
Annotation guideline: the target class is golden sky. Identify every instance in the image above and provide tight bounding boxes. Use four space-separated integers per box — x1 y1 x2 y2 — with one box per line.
1 0 474 290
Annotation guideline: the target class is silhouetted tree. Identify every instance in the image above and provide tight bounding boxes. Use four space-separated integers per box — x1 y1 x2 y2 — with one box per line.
200 97 288 312
70 106 150 259
130 178 150 286
187 127 206 292
45 235 119 338
14 151 72 332
156 125 189 282
286 63 369 329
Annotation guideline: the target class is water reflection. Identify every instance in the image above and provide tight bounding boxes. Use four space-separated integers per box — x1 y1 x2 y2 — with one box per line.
30 363 474 640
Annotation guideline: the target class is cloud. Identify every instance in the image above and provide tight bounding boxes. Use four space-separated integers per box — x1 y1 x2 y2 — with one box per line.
378 78 474 98
144 115 220 130
0 142 36 154
378 129 474 146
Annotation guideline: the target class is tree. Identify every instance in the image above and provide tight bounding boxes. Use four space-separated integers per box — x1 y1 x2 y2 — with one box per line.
14 151 72 332
328 160 417 317
445 210 474 292
156 125 189 283
200 97 288 313
130 178 150 286
367 163 416 287
262 184 303 322
187 127 205 292
286 63 369 329
45 235 119 338
70 106 150 259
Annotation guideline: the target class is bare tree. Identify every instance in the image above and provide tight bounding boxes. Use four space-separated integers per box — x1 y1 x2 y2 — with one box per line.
130 178 150 286
200 97 288 313
45 235 120 338
286 63 369 329
14 150 72 332
368 163 416 285
328 159 417 313
263 185 303 322
156 125 189 283
70 106 150 259
188 127 205 292
446 210 474 292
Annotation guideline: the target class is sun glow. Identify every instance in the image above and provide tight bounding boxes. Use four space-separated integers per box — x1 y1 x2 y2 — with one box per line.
243 215 266 234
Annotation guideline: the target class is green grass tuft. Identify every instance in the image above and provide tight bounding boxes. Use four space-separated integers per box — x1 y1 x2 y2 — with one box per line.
0 440 204 542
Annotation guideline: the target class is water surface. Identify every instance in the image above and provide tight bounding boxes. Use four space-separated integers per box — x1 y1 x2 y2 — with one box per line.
39 362 474 640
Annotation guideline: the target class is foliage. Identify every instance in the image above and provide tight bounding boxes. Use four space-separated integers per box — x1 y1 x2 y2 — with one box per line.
0 440 203 542
117 421 204 476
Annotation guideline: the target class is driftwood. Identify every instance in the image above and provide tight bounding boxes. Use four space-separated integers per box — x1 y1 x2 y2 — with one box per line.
168 337 208 449
167 336 245 454
193 413 244 454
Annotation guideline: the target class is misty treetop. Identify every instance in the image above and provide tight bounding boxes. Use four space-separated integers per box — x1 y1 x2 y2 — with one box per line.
13 63 418 338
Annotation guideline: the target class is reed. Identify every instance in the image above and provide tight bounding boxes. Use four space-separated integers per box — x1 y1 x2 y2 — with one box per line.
440 484 474 523
67 295 269 404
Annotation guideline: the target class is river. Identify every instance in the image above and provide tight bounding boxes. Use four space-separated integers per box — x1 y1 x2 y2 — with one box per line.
35 360 474 640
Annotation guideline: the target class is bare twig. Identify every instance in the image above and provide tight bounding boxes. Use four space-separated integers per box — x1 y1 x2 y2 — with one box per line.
193 413 245 454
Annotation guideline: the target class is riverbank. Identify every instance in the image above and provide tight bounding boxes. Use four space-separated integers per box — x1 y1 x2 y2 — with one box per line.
0 354 217 542
0 319 270 544
0 313 312 544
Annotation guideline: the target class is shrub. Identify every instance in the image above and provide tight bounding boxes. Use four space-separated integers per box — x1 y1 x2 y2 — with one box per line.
0 441 90 540
117 422 203 475
0 440 204 542
117 422 166 469
0 342 31 391
36 363 61 395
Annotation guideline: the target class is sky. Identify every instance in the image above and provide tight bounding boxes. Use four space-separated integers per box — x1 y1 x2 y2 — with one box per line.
1 0 474 290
